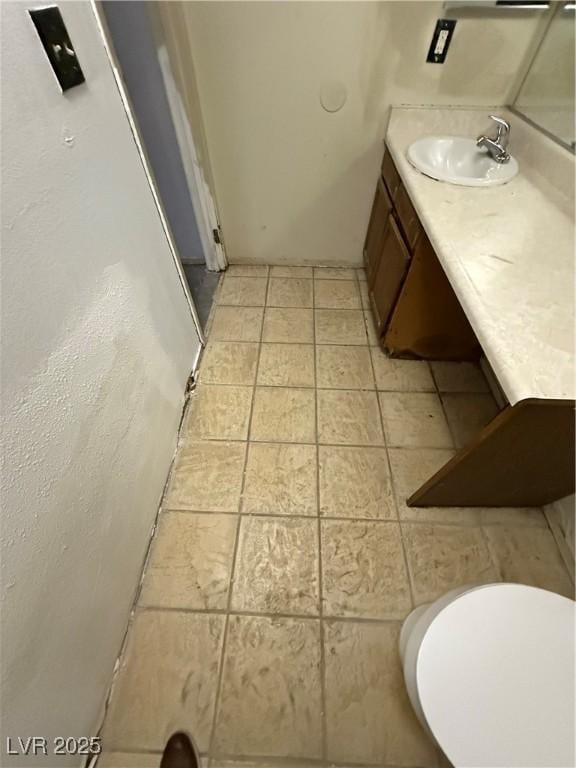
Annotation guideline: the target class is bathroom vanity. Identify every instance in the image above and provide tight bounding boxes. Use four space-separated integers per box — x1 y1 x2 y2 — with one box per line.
365 107 575 508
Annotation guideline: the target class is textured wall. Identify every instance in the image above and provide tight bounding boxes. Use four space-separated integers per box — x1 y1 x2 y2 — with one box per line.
183 1 545 266
0 3 200 764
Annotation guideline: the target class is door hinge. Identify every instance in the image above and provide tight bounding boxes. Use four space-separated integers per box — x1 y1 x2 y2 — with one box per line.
212 227 221 245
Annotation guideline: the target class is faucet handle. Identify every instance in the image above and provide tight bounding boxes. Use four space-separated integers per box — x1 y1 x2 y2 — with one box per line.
488 115 510 145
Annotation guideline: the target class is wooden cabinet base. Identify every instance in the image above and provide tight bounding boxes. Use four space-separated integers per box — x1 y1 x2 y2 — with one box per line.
384 233 481 361
409 398 575 507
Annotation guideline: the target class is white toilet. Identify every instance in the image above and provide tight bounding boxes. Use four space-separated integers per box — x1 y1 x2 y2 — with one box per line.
399 583 575 768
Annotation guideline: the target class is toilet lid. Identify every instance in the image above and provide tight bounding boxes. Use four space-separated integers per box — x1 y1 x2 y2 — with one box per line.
417 583 575 768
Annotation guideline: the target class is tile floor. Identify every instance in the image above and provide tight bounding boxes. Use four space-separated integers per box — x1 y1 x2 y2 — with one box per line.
100 265 574 768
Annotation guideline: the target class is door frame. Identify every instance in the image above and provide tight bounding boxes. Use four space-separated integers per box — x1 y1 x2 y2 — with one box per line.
91 0 207 345
156 44 226 273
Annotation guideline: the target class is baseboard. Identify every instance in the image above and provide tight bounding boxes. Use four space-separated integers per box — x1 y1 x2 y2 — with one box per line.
227 260 363 268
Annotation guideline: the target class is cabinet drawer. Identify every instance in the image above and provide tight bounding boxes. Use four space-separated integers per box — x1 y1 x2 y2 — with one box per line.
394 181 422 251
369 215 411 335
381 147 401 201
364 178 393 285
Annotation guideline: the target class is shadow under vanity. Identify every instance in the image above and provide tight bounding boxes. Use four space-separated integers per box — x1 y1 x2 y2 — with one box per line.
364 108 575 509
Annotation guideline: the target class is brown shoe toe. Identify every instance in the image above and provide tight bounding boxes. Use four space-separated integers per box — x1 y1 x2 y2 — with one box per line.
160 732 199 768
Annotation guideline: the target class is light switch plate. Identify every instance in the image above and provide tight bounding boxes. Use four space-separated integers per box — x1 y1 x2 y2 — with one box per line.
29 6 85 91
426 19 457 64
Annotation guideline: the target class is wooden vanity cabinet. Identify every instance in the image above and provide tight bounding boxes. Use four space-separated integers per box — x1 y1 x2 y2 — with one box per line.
364 179 392 285
369 216 410 334
364 144 480 361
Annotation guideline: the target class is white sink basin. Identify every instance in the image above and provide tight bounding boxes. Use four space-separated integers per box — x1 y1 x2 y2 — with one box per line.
407 136 518 187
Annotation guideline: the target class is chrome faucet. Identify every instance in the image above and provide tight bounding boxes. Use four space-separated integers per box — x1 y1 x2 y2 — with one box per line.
476 115 511 164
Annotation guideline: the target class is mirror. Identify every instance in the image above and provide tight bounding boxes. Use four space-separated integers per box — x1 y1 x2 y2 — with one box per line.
513 2 575 151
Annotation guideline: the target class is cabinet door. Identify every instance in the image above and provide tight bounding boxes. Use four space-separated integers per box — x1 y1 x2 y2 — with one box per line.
381 148 401 200
369 215 411 335
364 178 392 286
394 182 422 251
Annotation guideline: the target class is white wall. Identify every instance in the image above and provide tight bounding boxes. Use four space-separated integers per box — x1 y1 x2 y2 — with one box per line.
0 3 201 764
183 1 546 266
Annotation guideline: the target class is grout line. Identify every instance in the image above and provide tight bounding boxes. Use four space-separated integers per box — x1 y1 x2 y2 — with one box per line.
197 379 439 392
206 268 270 759
175 438 458 452
430 363 460 451
367 335 417 612
206 753 431 768
135 603 406 627
478 522 504 582
177 430 471 451
218 303 365 311
312 269 328 763
159 507 548 529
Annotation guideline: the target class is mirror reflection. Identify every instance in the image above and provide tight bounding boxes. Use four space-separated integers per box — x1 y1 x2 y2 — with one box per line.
513 2 575 151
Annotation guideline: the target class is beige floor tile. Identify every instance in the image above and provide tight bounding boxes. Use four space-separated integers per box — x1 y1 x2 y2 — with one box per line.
484 525 573 597
186 386 252 441
388 448 456 518
379 392 453 448
324 621 440 766
270 265 313 278
214 615 322 758
199 342 259 385
209 306 263 343
442 393 499 448
164 440 246 513
316 346 374 390
258 343 315 387
319 445 395 519
357 268 367 282
226 264 268 277
232 516 319 615
313 267 356 280
243 442 317 516
322 520 411 619
98 753 160 768
102 611 224 752
251 387 315 443
261 307 314 343
218 276 267 306
318 390 383 446
314 280 361 310
139 513 237 610
267 277 312 308
431 361 489 393
315 309 367 345
363 310 379 345
478 508 548 527
371 352 435 392
402 523 498 604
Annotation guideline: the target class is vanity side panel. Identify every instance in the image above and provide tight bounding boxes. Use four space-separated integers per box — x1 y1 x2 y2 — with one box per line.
409 399 576 507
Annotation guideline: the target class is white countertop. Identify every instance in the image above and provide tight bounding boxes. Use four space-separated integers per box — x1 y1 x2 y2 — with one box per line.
386 107 575 405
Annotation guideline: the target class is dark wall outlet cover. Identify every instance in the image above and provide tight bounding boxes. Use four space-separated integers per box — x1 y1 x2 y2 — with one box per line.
29 6 85 91
426 19 457 64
